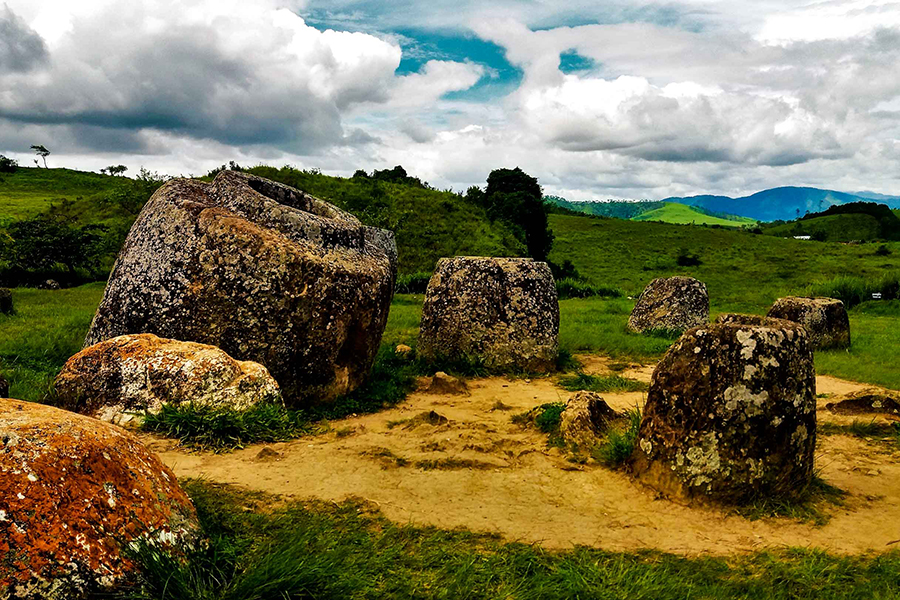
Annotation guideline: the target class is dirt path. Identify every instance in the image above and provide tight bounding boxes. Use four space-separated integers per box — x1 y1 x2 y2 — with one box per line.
146 356 900 556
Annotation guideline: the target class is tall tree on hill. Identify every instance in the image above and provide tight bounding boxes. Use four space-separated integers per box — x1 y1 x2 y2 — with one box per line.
481 167 554 261
30 145 50 168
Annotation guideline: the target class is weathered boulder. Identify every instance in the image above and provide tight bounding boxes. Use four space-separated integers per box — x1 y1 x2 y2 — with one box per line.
632 314 816 504
627 276 709 334
0 288 13 315
0 399 199 599
55 334 281 426
84 171 396 405
418 257 559 372
39 279 59 291
559 391 620 448
767 296 850 349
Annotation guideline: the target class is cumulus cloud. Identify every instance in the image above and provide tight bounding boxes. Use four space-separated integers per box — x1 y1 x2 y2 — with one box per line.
0 5 48 72
0 0 403 154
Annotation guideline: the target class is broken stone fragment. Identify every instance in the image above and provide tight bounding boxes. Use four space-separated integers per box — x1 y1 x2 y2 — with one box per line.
632 315 816 504
559 391 621 448
0 399 199 599
826 388 900 419
627 276 709 334
55 333 282 426
767 296 851 350
84 171 396 406
418 256 559 372
427 371 469 396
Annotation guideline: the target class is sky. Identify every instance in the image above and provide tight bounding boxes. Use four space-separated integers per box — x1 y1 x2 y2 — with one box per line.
1 0 899 200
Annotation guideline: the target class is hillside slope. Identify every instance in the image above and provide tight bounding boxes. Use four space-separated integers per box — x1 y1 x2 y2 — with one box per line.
547 213 900 310
669 187 900 222
0 166 526 276
632 202 754 227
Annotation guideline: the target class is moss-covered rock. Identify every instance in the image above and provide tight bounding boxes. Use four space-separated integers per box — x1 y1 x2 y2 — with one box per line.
84 171 396 406
627 276 709 334
767 296 850 349
631 314 816 504
417 257 559 372
0 399 198 599
55 334 281 426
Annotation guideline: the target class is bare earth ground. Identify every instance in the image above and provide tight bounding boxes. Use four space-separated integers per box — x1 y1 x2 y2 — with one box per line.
145 355 900 556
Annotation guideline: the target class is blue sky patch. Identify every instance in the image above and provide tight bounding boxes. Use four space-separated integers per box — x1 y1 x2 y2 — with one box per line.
559 50 595 73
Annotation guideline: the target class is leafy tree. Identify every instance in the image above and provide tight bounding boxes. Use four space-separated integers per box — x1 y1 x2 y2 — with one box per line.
101 165 128 176
478 167 554 261
371 165 428 189
2 215 107 274
30 144 50 168
352 169 369 179
0 155 17 173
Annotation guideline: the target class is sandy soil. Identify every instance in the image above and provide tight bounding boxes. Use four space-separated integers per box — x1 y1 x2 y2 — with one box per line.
146 355 900 556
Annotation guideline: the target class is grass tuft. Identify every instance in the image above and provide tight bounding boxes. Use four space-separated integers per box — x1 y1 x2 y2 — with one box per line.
735 475 847 526
592 409 642 467
558 372 647 393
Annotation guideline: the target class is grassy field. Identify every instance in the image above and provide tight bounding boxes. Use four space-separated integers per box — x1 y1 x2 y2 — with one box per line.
0 168 120 221
632 202 756 227
765 213 882 242
115 480 900 600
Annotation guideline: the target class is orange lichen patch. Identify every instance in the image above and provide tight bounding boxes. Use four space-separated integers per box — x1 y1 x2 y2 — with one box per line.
0 399 198 599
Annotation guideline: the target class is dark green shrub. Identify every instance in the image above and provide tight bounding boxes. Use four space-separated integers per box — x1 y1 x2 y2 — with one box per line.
395 271 432 294
555 278 623 299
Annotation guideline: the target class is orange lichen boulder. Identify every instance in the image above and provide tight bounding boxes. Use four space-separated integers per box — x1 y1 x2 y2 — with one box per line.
0 399 199 599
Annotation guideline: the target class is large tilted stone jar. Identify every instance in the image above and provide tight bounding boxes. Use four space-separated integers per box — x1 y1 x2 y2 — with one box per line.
0 399 199 599
631 314 817 504
767 296 850 350
84 171 397 405
418 257 559 372
627 276 709 333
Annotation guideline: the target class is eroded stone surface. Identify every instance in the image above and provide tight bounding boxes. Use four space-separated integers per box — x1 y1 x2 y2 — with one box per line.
0 399 198 599
767 296 851 350
84 171 396 405
632 314 816 504
559 391 620 449
418 257 559 372
627 276 709 334
55 334 281 426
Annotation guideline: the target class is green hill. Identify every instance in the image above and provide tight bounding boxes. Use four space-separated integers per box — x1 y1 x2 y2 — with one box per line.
762 202 900 242
547 213 898 310
0 166 525 277
631 202 755 227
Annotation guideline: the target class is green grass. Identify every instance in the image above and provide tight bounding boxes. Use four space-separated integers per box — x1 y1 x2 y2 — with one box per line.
114 480 900 599
558 372 647 393
765 213 883 242
0 167 120 221
592 408 642 467
141 346 419 450
735 476 847 527
632 202 756 227
0 283 104 400
820 420 900 448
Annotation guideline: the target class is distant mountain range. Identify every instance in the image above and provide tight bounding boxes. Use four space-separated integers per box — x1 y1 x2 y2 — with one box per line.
663 187 900 222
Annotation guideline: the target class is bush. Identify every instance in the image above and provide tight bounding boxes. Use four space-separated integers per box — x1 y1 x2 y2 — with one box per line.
0 155 17 173
675 248 702 267
875 244 892 256
556 278 623 299
557 372 647 393
395 271 432 294
1 215 108 277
